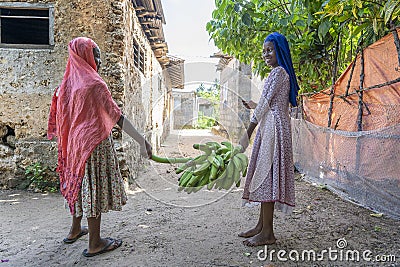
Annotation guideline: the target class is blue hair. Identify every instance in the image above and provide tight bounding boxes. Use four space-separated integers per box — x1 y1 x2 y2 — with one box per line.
264 32 299 107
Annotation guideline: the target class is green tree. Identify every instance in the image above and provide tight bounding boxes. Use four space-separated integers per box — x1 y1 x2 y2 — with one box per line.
196 80 221 128
207 0 399 94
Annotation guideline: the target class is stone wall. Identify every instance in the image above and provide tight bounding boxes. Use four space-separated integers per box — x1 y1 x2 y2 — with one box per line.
0 0 171 187
218 59 255 140
172 91 197 129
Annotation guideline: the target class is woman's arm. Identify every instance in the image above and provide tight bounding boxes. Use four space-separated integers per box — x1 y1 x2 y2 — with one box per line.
117 114 152 158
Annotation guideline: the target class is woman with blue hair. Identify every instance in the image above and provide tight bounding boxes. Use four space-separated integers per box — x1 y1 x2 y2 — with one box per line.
239 32 299 246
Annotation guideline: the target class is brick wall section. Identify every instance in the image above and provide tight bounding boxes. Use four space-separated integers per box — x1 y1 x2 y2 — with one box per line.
0 0 171 187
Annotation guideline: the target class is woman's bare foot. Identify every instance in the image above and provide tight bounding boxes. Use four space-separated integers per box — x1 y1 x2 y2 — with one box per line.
242 232 276 247
238 225 262 238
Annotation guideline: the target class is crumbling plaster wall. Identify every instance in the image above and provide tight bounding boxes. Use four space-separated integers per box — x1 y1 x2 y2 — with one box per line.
0 0 171 187
218 59 254 140
118 0 172 183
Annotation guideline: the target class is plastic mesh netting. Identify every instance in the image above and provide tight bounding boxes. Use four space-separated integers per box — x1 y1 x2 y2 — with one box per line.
292 117 400 220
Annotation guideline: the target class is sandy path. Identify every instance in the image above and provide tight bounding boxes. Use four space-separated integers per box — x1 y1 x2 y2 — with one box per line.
0 129 399 267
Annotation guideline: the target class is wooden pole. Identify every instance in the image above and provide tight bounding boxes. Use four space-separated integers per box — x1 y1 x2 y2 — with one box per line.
344 56 357 97
327 34 341 128
389 24 400 67
357 48 365 131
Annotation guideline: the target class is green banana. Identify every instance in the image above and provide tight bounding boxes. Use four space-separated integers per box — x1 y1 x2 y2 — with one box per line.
174 141 250 193
184 186 194 194
193 154 208 163
222 174 234 190
178 169 190 185
223 151 232 162
214 155 224 169
221 141 233 150
235 153 248 168
232 155 243 173
216 167 227 180
175 163 191 174
207 180 216 190
235 153 249 176
242 166 247 177
179 168 194 187
232 158 242 185
197 174 210 187
205 141 221 150
186 173 202 188
235 179 241 187
207 152 217 165
215 176 225 190
176 153 211 174
178 170 194 191
216 147 230 155
193 161 211 176
213 167 227 189
192 144 212 155
231 145 243 157
209 164 218 181
226 160 235 180
151 155 192 164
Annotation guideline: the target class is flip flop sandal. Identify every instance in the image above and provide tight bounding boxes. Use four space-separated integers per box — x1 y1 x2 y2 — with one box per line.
63 227 88 244
82 238 123 257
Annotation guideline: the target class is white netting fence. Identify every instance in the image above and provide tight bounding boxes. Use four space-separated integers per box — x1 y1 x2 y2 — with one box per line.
291 117 400 220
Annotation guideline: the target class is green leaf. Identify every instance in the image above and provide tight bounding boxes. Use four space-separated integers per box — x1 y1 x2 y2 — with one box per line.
352 22 368 36
234 3 240 13
295 19 306 27
318 20 331 41
354 0 363 8
242 13 252 26
373 18 378 34
384 0 400 24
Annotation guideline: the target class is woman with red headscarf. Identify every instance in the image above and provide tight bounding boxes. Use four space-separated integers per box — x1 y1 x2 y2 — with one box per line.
48 37 152 257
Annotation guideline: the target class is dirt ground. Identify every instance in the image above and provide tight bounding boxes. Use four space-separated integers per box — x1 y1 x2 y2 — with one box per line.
0 129 399 267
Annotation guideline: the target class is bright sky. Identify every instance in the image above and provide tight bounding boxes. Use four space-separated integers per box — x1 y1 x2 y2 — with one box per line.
162 0 218 60
162 0 220 89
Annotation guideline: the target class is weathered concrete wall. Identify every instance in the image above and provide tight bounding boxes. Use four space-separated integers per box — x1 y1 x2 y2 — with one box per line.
0 0 171 187
117 0 172 183
218 59 254 140
172 91 197 129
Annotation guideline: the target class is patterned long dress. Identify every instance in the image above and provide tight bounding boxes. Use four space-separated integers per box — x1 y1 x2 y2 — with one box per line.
73 134 127 218
242 66 295 212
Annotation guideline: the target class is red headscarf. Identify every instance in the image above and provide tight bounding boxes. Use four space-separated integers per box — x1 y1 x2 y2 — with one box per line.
48 37 121 214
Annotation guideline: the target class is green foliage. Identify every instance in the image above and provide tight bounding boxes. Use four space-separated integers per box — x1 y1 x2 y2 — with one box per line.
25 162 59 193
196 113 217 129
196 80 220 102
207 0 399 95
196 80 221 127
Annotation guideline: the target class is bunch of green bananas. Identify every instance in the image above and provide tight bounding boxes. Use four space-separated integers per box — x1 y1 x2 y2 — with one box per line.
177 141 249 193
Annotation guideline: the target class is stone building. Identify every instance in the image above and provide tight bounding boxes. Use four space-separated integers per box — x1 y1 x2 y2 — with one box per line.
172 90 197 129
214 54 263 140
0 0 182 187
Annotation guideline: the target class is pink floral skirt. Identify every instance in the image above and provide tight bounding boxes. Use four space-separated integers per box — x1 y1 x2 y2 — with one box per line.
73 135 127 218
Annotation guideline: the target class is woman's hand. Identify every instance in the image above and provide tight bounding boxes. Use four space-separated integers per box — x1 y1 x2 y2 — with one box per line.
140 139 152 159
241 99 257 109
